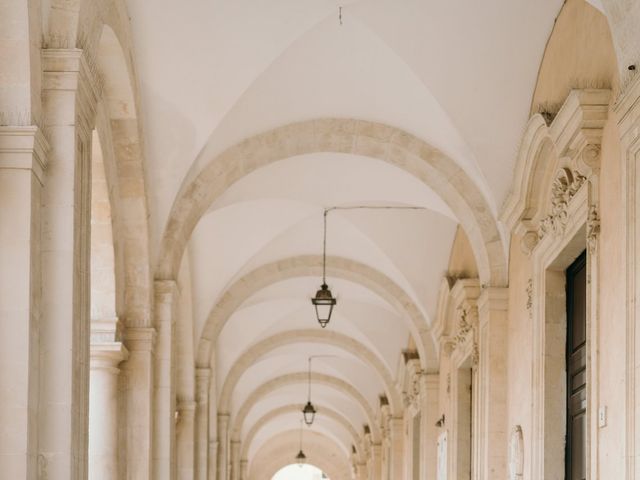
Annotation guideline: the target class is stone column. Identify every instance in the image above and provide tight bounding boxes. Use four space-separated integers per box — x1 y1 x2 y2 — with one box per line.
208 441 218 480
389 416 404 480
476 287 508 480
217 414 230 480
88 343 128 480
176 400 196 480
356 463 368 480
0 127 47 479
239 460 248 480
154 280 179 480
230 441 240 480
39 48 97 480
421 374 439 480
122 327 156 480
195 368 211 480
370 443 383 480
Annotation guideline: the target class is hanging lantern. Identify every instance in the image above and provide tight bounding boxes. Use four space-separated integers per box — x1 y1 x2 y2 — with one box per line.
311 283 336 328
296 419 307 467
302 400 317 426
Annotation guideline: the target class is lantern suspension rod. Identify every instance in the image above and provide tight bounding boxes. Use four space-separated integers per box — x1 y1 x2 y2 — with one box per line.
307 354 338 402
299 418 304 448
322 205 429 282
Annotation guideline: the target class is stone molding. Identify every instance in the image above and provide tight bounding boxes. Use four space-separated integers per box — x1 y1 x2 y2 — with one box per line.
42 48 101 136
614 71 640 480
123 327 156 352
89 341 129 373
501 89 610 255
0 126 49 183
443 279 481 367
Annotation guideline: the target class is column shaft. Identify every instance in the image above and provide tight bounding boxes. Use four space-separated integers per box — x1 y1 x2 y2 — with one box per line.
39 48 97 480
195 369 211 480
0 127 47 479
176 401 196 480
154 280 179 480
230 441 240 480
122 327 156 480
88 343 128 480
217 414 230 480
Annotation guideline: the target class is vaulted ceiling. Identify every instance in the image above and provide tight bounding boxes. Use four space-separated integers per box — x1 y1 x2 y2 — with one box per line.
123 0 573 469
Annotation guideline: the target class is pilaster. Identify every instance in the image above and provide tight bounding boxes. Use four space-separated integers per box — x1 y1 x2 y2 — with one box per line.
370 443 383 480
421 373 439 480
476 287 509 480
389 416 404 480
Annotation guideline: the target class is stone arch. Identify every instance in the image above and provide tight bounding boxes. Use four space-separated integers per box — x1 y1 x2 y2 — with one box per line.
250 430 351 480
230 372 381 443
46 0 153 328
219 329 401 416
156 118 507 287
240 403 362 461
197 254 435 370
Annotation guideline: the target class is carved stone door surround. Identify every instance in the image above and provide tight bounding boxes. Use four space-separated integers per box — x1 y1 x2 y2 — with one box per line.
502 89 610 480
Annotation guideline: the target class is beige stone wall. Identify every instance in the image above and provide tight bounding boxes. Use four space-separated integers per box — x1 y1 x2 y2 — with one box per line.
505 235 534 479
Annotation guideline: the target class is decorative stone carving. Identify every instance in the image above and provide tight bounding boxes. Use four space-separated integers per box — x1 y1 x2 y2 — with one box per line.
587 204 601 253
453 307 472 347
508 425 524 480
581 143 601 170
471 343 480 367
526 278 533 315
520 230 539 255
537 167 587 240
403 360 423 408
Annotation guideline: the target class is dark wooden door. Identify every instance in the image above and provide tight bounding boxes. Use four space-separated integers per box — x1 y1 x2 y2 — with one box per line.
566 251 587 480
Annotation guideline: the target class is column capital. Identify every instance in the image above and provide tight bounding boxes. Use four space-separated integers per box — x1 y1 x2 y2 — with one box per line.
42 48 100 133
177 400 197 413
123 327 156 352
0 126 49 183
154 279 179 296
90 342 129 372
